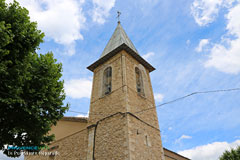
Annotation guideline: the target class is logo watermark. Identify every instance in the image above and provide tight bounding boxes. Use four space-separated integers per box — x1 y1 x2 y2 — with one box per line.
7 151 59 156
6 146 49 150
4 145 59 156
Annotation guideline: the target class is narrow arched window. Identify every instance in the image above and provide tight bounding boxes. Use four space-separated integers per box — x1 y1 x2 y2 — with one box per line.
103 67 112 95
135 67 144 96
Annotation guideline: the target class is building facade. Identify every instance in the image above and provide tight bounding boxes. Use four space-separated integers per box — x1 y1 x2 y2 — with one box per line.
25 22 190 160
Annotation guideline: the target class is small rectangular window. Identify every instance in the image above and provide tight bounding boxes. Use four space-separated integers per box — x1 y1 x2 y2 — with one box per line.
145 135 149 146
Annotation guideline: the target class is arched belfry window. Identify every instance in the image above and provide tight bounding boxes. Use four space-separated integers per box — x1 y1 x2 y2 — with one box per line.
103 67 112 95
135 67 144 96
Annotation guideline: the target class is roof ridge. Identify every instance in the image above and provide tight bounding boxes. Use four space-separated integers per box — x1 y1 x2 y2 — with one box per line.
61 116 88 122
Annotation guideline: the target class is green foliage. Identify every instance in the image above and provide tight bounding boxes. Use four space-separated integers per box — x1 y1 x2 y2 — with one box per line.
0 0 68 157
219 146 240 160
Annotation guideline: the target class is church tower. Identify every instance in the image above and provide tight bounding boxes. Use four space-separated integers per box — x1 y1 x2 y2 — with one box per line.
86 22 165 160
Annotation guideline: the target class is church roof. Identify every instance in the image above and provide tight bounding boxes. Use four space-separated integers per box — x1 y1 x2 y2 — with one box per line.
87 22 155 72
61 117 88 123
100 22 138 58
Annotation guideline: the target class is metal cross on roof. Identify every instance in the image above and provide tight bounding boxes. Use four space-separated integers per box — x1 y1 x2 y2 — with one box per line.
117 11 121 23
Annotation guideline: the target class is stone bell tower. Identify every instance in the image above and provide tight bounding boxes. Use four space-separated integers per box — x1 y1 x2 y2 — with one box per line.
87 22 165 160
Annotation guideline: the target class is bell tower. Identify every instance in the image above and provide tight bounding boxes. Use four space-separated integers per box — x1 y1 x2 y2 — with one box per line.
87 22 165 160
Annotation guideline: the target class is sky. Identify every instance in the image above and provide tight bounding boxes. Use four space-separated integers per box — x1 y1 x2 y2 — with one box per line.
1 0 240 160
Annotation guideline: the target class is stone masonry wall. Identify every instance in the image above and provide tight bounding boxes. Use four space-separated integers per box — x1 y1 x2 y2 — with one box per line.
89 51 128 124
89 50 160 128
124 51 160 128
25 129 88 160
127 114 164 160
88 50 164 159
93 113 129 160
92 112 164 160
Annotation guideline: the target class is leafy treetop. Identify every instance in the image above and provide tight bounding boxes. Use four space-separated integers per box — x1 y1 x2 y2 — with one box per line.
0 0 68 157
219 146 240 160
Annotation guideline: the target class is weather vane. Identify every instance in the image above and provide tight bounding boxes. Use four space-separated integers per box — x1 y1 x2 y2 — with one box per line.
117 11 121 23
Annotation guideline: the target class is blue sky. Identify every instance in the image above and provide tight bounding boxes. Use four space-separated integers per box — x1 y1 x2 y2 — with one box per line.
2 0 240 160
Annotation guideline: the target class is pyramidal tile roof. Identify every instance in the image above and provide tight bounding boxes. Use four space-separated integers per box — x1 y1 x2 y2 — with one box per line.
100 22 138 58
87 22 155 72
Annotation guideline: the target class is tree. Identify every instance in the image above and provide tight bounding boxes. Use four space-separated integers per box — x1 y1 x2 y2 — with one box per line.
219 146 240 160
0 0 68 157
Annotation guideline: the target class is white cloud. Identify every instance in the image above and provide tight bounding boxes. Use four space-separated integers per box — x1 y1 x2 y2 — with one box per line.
191 0 222 26
195 39 209 52
92 0 115 24
76 111 89 118
226 3 240 37
186 39 191 46
154 93 164 102
7 0 86 55
191 0 235 26
180 135 192 139
205 2 240 74
205 39 240 74
142 52 155 60
175 134 192 144
178 140 240 160
64 78 92 99
191 0 240 74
